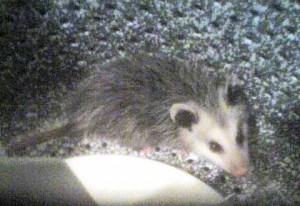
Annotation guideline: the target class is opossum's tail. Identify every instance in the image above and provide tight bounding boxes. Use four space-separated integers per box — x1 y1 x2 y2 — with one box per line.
7 122 77 155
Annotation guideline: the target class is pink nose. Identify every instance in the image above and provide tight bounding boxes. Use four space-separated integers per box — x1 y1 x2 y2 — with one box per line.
233 167 248 177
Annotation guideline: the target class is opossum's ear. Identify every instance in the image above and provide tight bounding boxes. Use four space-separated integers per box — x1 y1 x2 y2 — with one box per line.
226 74 246 106
170 103 199 129
227 85 246 106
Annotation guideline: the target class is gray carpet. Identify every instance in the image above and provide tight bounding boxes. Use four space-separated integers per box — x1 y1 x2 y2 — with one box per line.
1 0 299 205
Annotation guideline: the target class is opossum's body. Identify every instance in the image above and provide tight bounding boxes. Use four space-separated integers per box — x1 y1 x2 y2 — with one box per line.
9 54 255 177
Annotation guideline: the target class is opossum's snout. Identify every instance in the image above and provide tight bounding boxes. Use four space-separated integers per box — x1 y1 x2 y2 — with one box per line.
223 148 249 177
230 164 248 177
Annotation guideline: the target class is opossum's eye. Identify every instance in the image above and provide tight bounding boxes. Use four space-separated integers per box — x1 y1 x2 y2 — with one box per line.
227 85 245 106
209 141 224 153
174 109 198 129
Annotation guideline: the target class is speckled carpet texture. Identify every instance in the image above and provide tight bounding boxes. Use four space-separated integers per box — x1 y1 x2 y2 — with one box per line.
0 0 299 205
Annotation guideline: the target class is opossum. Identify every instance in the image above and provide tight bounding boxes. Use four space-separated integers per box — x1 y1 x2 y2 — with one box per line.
8 54 255 177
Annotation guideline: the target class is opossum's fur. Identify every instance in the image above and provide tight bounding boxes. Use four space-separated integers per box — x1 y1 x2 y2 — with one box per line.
9 54 255 176
70 55 226 144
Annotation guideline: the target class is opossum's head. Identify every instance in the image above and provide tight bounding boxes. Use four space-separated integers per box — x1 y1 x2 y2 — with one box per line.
170 83 250 177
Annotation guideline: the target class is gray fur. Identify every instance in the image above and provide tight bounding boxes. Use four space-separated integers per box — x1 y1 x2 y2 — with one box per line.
66 54 229 148
9 54 248 152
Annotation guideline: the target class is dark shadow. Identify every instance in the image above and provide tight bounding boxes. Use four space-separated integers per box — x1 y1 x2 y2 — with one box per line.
0 158 96 205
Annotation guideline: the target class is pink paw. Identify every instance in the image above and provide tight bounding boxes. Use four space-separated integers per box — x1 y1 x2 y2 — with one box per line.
139 146 156 156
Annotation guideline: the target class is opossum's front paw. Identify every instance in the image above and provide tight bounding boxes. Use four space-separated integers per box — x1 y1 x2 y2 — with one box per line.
139 146 157 156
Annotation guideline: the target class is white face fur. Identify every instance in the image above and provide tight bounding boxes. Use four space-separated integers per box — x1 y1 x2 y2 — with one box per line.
170 88 250 177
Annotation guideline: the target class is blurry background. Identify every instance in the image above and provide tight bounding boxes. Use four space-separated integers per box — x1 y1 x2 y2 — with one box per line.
0 0 299 205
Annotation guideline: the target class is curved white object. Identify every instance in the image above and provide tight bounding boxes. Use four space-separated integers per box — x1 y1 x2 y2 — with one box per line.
66 155 224 205
0 155 224 205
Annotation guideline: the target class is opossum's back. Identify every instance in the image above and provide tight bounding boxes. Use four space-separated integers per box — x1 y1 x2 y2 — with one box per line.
93 55 223 107
70 55 181 132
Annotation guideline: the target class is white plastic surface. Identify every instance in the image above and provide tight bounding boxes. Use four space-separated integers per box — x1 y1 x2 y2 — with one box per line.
66 155 224 205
